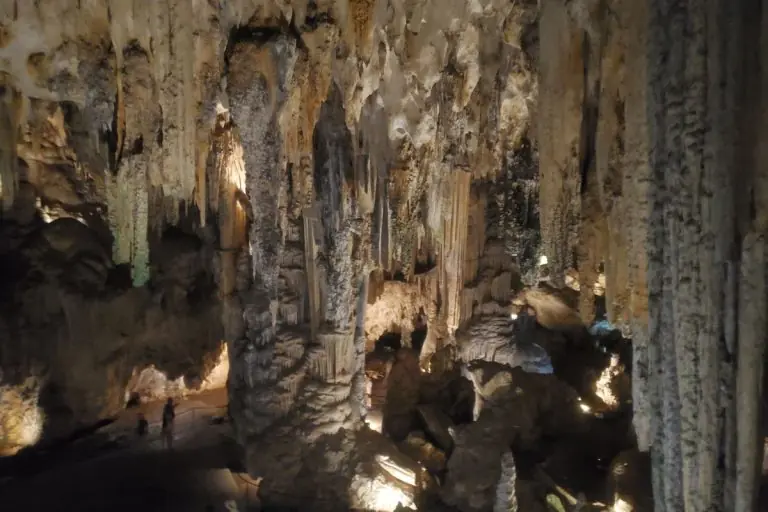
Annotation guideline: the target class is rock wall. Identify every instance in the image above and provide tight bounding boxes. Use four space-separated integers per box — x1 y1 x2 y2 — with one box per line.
0 0 542 501
538 0 768 510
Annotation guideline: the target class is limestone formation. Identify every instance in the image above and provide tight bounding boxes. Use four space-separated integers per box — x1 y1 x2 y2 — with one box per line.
494 451 519 512
443 363 583 510
1 1 767 511
535 0 768 510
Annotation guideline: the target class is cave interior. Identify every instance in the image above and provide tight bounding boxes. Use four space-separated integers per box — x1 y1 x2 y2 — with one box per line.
0 1 767 511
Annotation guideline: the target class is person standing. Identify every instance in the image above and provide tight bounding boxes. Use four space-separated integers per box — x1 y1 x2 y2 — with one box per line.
161 398 176 449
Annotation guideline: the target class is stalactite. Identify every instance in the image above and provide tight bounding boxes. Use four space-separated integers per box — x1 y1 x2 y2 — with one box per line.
538 0 585 287
0 85 21 213
209 109 248 368
105 159 149 287
440 170 472 336
493 451 518 512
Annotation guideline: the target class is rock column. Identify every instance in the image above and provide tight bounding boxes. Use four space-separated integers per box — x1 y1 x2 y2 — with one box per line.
644 1 766 510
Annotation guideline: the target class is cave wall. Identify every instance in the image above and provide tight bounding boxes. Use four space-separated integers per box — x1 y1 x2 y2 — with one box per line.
2 0 764 509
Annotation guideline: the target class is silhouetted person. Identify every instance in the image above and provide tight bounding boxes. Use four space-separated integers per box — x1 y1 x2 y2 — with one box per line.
161 398 176 449
136 412 148 437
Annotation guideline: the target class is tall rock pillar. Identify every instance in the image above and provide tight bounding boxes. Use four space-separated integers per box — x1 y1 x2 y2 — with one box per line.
645 0 766 510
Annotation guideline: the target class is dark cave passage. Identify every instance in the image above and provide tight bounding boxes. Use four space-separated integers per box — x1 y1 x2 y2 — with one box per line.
411 326 427 354
412 310 428 355
414 257 436 275
374 331 402 353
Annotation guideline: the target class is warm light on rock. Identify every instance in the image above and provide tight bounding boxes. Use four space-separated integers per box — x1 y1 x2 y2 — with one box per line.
595 354 621 409
2 1 765 511
350 474 416 512
612 498 633 512
0 377 45 455
365 410 383 433
125 343 229 404
375 454 418 487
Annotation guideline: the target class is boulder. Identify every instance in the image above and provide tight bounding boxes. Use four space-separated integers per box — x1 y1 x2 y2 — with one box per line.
458 316 554 375
398 431 447 474
417 404 455 453
443 364 586 511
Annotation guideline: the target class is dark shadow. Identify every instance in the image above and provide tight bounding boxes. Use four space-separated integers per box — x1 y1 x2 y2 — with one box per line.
125 392 141 409
411 309 428 355
414 256 436 275
374 332 402 353
411 326 428 355
382 269 407 282
0 436 238 511
594 294 607 320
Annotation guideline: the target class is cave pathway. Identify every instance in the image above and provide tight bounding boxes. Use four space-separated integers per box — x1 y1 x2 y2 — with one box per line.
0 389 254 512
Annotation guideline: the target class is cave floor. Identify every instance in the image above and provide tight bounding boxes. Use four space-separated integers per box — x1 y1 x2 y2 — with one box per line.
0 390 248 512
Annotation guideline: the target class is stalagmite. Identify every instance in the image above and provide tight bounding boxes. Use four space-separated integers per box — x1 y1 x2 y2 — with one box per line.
0 85 21 213
493 451 519 512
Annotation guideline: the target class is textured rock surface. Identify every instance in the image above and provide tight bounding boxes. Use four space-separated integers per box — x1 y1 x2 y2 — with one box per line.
443 362 583 510
0 219 223 441
0 0 543 504
493 451 518 512
2 1 766 510
536 1 768 510
457 315 553 375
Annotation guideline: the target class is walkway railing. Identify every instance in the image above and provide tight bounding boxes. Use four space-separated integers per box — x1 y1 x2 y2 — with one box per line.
133 404 229 447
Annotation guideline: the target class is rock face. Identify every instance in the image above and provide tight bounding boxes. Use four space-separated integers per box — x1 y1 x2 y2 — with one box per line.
0 216 223 443
443 362 584 510
0 0 542 504
537 0 768 510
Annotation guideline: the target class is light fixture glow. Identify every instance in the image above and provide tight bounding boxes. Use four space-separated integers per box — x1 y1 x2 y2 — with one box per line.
538 255 548 266
371 483 412 511
365 411 383 433
351 474 416 512
376 454 417 486
596 354 621 408
612 498 633 512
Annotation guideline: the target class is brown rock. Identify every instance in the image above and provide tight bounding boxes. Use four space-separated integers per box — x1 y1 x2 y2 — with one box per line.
383 349 421 440
398 431 447 474
416 404 455 453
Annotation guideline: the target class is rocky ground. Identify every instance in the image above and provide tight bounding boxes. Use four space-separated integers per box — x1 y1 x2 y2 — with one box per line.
362 290 649 512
